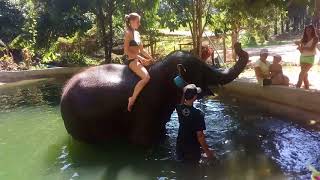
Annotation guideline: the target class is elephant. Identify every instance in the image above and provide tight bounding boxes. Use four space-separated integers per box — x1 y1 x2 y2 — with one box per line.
60 43 249 146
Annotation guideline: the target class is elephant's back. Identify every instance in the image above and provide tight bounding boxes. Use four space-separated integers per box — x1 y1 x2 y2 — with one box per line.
60 64 138 142
62 64 137 100
61 64 138 118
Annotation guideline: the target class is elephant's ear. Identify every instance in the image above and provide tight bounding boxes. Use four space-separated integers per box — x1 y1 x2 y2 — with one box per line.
177 64 187 76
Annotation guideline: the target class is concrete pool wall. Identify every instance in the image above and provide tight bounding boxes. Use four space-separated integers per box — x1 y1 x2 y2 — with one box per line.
1 67 319 126
0 67 88 83
218 79 320 125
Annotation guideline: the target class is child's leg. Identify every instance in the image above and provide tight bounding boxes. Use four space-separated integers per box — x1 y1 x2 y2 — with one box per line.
282 75 289 86
271 74 284 85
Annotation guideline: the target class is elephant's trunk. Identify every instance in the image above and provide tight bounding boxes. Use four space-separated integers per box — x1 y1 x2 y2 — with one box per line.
206 44 249 86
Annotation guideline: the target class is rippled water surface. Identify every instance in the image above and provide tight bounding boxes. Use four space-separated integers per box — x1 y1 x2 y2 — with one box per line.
0 78 319 180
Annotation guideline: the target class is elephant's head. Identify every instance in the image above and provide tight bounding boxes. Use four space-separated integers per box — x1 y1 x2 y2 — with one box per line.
167 42 248 95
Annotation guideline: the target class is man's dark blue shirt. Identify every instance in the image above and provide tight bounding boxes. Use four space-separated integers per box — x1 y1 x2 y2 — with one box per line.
176 104 206 162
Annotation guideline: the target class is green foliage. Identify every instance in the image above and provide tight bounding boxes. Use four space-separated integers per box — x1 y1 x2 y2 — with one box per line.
112 56 124 64
240 32 257 47
35 6 94 48
160 0 216 56
42 51 58 63
59 52 87 67
0 0 25 43
158 2 180 30
0 0 314 68
41 29 102 66
9 35 29 49
43 51 99 67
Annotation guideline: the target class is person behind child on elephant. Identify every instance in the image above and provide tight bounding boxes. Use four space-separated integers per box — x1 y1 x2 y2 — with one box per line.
296 24 318 89
270 55 289 86
254 49 271 86
124 13 154 112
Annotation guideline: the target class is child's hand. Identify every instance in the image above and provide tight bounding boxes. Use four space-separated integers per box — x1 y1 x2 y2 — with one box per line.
142 58 153 66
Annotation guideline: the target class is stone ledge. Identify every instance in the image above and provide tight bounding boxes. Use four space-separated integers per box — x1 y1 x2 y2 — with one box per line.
0 67 88 83
217 79 320 122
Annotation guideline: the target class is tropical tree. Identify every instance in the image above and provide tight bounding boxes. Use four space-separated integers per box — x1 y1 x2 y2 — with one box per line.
213 0 288 59
161 0 214 57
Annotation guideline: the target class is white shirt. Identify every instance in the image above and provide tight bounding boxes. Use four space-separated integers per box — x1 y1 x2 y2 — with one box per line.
254 59 270 84
301 38 317 56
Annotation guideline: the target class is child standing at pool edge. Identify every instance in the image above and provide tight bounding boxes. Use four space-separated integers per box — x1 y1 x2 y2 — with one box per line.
176 84 215 163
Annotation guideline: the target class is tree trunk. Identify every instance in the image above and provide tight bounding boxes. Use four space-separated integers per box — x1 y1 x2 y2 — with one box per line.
190 0 197 55
188 0 205 57
105 0 114 64
96 4 108 64
285 19 290 32
302 13 305 31
314 0 320 30
196 0 203 57
280 13 284 34
316 0 320 17
274 13 278 35
149 35 155 56
223 34 226 63
231 28 239 61
293 17 298 32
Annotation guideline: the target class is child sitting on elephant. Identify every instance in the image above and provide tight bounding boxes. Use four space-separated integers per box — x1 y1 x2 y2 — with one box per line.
176 84 215 163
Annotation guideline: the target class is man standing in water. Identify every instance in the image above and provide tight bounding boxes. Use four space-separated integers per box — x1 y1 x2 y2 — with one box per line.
176 84 215 163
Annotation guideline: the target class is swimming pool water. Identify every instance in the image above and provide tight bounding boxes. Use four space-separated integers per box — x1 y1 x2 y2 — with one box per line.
0 78 319 180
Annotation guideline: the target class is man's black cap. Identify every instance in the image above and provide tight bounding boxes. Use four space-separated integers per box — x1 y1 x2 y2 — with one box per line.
183 84 202 100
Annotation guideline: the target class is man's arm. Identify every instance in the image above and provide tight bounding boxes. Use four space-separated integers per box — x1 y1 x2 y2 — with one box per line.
255 67 263 78
197 131 214 159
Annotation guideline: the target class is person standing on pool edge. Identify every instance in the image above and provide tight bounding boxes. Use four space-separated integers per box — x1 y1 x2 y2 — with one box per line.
296 24 318 89
124 13 153 112
176 84 215 163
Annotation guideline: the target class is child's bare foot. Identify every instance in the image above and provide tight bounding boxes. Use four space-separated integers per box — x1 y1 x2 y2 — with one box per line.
128 97 135 112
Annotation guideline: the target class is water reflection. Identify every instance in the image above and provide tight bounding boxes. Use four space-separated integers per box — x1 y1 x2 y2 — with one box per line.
0 78 64 112
258 119 320 179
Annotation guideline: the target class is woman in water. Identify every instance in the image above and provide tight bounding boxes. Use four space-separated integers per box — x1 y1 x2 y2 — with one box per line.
124 13 153 112
296 25 318 89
